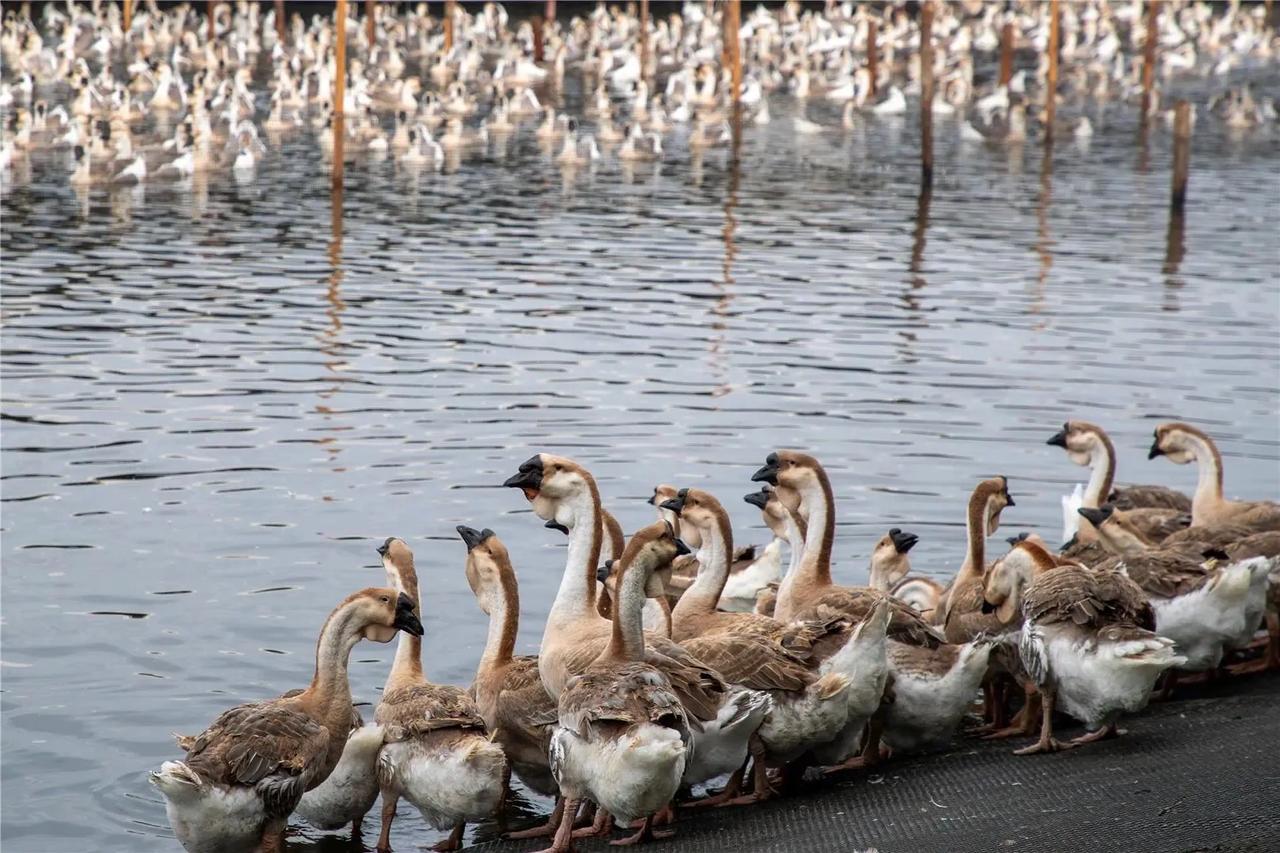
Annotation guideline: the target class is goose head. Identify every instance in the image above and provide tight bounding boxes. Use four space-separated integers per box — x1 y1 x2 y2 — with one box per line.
1046 419 1107 467
1078 504 1151 556
341 585 424 643
870 527 918 587
502 453 595 525
1147 421 1206 465
457 525 512 616
618 520 692 597
744 486 789 539
977 476 1015 537
659 487 726 541
751 449 824 494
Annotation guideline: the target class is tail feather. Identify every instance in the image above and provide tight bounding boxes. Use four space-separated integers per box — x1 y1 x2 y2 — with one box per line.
1061 484 1084 543
813 672 851 701
149 761 204 802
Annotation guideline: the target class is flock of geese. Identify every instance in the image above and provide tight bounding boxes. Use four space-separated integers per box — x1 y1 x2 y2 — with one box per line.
2 1 1277 183
149 420 1279 853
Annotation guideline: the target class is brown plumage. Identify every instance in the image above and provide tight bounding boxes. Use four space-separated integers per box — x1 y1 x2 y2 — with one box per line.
1022 563 1156 632
1163 523 1259 550
1092 552 1212 600
1108 484 1192 513
557 663 690 742
181 700 330 818
680 632 815 693
799 588 945 648
377 682 487 741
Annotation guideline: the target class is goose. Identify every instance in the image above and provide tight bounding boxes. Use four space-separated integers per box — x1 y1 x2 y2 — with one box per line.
750 451 945 770
880 636 997 754
662 488 891 790
456 526 563 838
374 538 506 853
1217 531 1280 673
1079 505 1270 675
617 125 663 162
554 125 600 167
936 477 1018 643
1148 422 1280 530
543 522 693 851
1047 421 1190 544
502 456 770 817
870 84 907 116
982 540 1185 753
150 588 423 853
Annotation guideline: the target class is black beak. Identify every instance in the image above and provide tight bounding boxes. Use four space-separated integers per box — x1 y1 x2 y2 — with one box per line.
981 599 996 615
376 537 394 557
456 525 492 551
646 489 658 506
1006 532 1030 546
596 560 613 584
675 538 692 557
660 490 686 515
544 519 570 535
751 452 780 485
1077 506 1111 527
889 528 919 554
1047 425 1068 448
502 454 544 492
743 489 769 510
393 593 424 636
1147 436 1164 460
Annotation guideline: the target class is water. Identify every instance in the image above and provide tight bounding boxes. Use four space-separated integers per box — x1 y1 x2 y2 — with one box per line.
3 79 1279 852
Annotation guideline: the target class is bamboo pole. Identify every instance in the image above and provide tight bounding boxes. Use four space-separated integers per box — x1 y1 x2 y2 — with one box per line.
546 0 556 24
533 15 544 63
274 0 285 43
333 0 346 189
1045 0 1059 144
207 0 215 41
726 0 742 106
123 0 132 33
1142 0 1159 121
366 0 375 47
1170 101 1192 212
640 0 650 80
920 1 934 188
444 0 455 53
999 21 1013 87
867 19 878 98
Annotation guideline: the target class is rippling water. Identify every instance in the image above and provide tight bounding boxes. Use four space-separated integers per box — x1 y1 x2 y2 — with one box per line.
3 69 1279 851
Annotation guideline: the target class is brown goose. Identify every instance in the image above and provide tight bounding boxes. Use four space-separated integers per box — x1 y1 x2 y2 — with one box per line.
982 541 1184 754
150 589 423 853
375 538 507 853
937 477 1018 644
1149 422 1280 530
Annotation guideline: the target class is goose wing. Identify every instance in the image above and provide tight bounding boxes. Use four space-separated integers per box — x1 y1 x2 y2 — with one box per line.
559 663 690 740
1108 484 1192 513
680 633 814 693
498 656 558 732
183 699 329 816
376 683 486 739
1023 565 1154 631
1094 553 1211 599
801 586 945 647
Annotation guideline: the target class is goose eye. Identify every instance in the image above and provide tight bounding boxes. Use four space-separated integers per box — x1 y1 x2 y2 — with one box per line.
379 595 390 604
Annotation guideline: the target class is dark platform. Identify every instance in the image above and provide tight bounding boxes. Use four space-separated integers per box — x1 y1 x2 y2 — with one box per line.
477 674 1280 853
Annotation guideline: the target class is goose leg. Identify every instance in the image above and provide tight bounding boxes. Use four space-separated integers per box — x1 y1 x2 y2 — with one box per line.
532 797 578 853
1014 687 1075 755
681 762 746 808
983 685 1041 740
822 711 890 775
431 823 466 852
1070 722 1124 746
1228 611 1280 675
376 792 397 852
611 814 675 846
351 814 364 842
571 806 612 839
506 797 567 840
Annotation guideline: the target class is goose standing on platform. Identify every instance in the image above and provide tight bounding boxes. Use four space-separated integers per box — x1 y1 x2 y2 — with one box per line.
290 699 384 840
150 589 423 853
1148 422 1280 531
982 540 1185 754
375 538 507 853
542 522 694 852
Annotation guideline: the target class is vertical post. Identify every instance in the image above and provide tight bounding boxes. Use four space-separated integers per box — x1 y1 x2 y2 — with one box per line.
546 0 556 24
366 0 375 47
919 1 934 188
999 21 1013 87
1170 101 1192 211
207 0 215 41
867 19 878 98
640 0 649 80
726 0 742 106
533 15 544 63
444 0 455 53
1141 0 1159 121
1045 0 1059 144
275 0 285 43
123 0 132 32
333 0 346 190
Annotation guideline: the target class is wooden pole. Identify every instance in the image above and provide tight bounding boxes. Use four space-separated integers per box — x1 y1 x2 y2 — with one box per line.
1170 101 1192 211
920 1 934 188
444 0 455 53
532 15 544 63
123 0 132 32
1142 0 1159 121
366 0 375 47
333 0 346 189
207 0 215 41
867 19 878 98
546 0 556 23
1045 0 1059 144
640 0 649 80
274 0 285 43
999 21 1013 87
726 0 742 106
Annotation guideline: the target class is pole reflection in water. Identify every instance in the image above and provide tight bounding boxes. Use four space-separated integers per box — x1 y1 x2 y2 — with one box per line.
317 158 348 482
1031 136 1055 323
902 182 931 364
710 109 743 399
